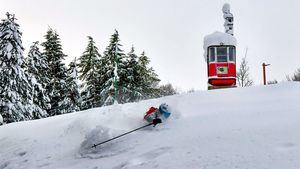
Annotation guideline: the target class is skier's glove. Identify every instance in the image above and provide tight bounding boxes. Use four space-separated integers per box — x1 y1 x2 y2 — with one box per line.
152 118 162 127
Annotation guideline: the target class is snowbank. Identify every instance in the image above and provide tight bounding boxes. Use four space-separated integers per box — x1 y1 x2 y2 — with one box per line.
1 82 300 169
78 125 129 159
203 31 237 61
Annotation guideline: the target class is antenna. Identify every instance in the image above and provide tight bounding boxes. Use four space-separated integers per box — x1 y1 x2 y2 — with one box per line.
222 3 234 35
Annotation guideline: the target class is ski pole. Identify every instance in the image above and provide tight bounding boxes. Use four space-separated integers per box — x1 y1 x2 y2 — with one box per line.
91 119 161 149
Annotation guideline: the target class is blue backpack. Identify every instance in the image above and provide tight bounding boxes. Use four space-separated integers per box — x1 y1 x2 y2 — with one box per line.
158 103 171 119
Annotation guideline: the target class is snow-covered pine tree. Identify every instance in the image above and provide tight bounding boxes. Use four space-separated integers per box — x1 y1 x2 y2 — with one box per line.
157 83 177 97
288 68 300 81
117 48 136 104
124 46 143 102
0 13 32 123
100 30 128 106
78 36 102 109
26 41 50 119
61 59 81 113
0 113 3 125
137 51 160 99
41 28 69 116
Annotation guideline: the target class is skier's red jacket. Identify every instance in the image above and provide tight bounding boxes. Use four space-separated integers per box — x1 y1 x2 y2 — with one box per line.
144 107 158 122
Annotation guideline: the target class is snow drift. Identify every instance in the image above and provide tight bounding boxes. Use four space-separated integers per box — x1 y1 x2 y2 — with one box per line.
1 82 300 169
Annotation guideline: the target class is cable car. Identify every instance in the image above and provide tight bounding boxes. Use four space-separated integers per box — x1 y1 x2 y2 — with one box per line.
203 3 237 90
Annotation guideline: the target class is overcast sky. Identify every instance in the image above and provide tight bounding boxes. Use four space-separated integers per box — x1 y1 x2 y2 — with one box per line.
1 0 300 91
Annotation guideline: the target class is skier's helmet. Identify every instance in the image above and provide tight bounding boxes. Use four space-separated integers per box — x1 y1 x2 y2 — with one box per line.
159 103 171 118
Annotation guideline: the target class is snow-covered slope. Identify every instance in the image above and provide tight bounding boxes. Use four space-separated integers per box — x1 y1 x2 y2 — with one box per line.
1 82 300 169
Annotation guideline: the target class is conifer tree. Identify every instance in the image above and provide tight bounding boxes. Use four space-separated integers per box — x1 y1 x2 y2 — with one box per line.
0 113 3 125
288 68 300 81
157 83 178 97
62 59 81 113
0 13 32 123
78 36 102 109
26 41 50 119
137 51 160 99
125 46 143 102
41 28 69 115
100 30 128 106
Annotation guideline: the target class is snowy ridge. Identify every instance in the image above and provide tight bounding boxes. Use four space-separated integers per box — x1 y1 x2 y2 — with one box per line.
1 82 300 169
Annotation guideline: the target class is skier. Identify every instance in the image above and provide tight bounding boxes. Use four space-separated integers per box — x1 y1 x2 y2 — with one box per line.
91 103 171 148
144 103 171 126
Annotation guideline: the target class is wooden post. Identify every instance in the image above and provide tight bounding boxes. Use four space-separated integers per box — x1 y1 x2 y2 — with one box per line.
262 63 270 85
